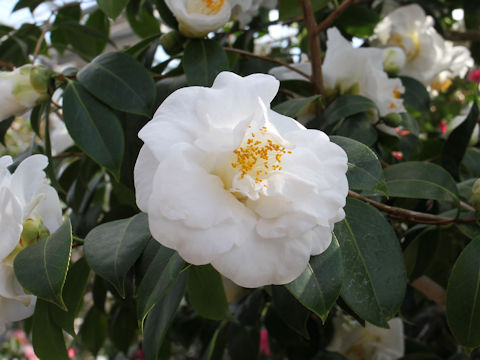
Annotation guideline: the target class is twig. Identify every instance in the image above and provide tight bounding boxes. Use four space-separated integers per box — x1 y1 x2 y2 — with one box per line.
445 30 480 42
410 276 446 310
53 152 83 159
299 0 326 101
316 0 356 34
348 190 477 225
33 15 53 62
51 97 62 109
0 61 14 70
224 47 311 80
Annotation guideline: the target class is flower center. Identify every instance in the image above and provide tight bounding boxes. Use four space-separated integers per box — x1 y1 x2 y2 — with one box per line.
231 126 291 186
187 0 226 15
387 32 419 60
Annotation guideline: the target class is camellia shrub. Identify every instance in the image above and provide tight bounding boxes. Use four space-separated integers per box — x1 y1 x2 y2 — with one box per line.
0 0 479 359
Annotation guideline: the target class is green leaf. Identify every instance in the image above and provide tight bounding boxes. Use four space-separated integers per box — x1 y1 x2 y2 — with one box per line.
334 112 378 146
144 272 187 360
335 5 380 37
286 235 343 322
50 258 90 335
97 0 129 19
330 135 386 193
187 265 230 320
446 236 480 348
109 300 138 354
0 116 14 145
202 321 229 360
271 285 310 337
399 76 430 114
85 9 110 56
63 81 125 179
183 39 229 87
14 219 72 310
84 213 151 297
278 0 330 20
273 95 321 118
442 103 479 180
404 227 439 280
32 300 69 360
384 162 460 204
136 246 185 327
50 3 81 54
126 0 161 38
334 198 407 327
154 0 178 29
77 52 156 116
13 0 44 12
78 306 108 356
319 94 377 130
30 104 43 137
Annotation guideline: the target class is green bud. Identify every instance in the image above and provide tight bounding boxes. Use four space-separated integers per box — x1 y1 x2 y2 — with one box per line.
471 178 480 213
383 113 403 127
30 64 51 95
382 47 406 76
11 64 51 108
160 31 186 55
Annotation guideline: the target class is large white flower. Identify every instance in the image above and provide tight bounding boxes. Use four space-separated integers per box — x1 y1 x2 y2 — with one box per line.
327 315 405 360
165 0 234 37
0 65 50 121
134 71 348 288
372 4 473 86
0 155 62 329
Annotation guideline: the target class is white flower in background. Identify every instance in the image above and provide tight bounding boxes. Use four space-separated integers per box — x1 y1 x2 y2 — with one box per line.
327 315 405 360
382 47 406 76
323 27 405 118
269 29 405 121
165 0 234 37
268 55 311 82
372 4 473 86
49 113 74 155
232 0 278 28
0 65 50 121
0 155 62 329
134 71 348 288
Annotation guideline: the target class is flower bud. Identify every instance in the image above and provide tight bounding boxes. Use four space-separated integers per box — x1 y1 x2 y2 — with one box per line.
0 64 50 120
382 47 406 76
383 112 403 127
471 178 480 213
159 31 186 55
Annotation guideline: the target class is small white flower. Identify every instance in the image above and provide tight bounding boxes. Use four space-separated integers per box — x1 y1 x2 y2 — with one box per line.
134 71 348 287
327 315 405 360
49 113 74 155
231 0 278 28
0 65 50 121
0 155 62 329
165 0 233 37
372 4 473 86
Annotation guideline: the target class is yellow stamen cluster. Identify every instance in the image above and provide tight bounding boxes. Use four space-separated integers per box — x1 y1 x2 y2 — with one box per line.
231 126 291 185
201 0 225 14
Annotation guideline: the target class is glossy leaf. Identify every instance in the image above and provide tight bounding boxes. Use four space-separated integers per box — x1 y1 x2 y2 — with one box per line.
85 9 110 56
272 285 310 337
331 135 386 193
183 39 229 86
63 81 125 179
0 116 14 145
187 265 230 321
97 0 129 19
154 0 178 29
442 103 479 180
335 5 380 37
144 272 187 360
84 213 150 298
136 246 185 327
50 258 90 335
319 94 377 130
77 52 156 116
446 236 480 348
32 300 69 360
126 0 161 38
335 112 378 146
278 0 329 19
399 76 430 114
78 306 108 356
286 235 343 322
334 198 407 327
109 300 138 354
273 95 321 118
14 220 72 310
384 162 460 204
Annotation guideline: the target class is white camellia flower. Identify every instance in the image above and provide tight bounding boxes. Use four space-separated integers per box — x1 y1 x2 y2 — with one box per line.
0 154 62 330
231 0 278 28
134 71 348 288
270 28 405 120
0 65 50 121
165 0 234 37
49 113 74 155
372 4 473 86
327 315 405 360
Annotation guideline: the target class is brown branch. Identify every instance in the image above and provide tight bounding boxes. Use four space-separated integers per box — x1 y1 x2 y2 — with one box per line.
348 190 477 225
445 30 480 43
299 0 326 106
411 276 446 310
53 152 83 159
316 0 356 34
224 47 311 80
51 97 62 109
0 61 14 71
33 15 52 62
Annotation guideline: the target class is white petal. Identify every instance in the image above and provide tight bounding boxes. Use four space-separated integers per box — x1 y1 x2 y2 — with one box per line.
134 146 160 212
0 264 36 320
0 187 23 260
